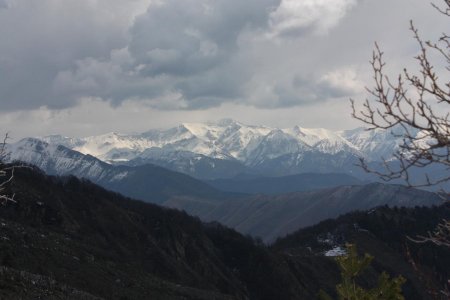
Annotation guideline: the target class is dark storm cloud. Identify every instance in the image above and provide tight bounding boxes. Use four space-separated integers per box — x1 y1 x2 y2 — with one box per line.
66 0 282 110
0 0 141 110
0 0 367 112
129 0 278 76
2 0 448 138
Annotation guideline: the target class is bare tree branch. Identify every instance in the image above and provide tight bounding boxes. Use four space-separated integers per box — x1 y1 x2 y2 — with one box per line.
0 133 16 205
351 1 450 254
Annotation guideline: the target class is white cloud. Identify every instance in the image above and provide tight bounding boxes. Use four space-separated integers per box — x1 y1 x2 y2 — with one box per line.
318 67 364 96
268 0 358 37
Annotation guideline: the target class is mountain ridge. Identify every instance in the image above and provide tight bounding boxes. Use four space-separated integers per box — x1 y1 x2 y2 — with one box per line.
30 119 407 179
39 119 394 163
5 138 230 204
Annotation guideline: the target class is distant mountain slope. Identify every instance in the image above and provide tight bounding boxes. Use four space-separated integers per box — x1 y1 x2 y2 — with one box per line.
5 138 228 204
127 149 250 179
164 183 443 242
206 173 364 195
37 119 408 178
99 163 230 204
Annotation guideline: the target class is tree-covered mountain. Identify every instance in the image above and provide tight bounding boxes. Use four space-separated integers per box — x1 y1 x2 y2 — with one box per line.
164 183 443 242
0 167 447 299
272 204 450 299
0 166 337 299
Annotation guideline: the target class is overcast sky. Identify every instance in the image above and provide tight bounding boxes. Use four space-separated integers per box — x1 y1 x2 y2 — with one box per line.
0 0 448 139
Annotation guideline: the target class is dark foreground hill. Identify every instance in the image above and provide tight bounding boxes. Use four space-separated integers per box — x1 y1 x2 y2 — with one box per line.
0 167 447 299
272 204 450 299
0 167 336 299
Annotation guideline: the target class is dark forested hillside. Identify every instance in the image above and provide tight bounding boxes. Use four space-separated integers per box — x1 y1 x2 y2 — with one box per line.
0 167 334 299
273 205 450 299
0 167 447 299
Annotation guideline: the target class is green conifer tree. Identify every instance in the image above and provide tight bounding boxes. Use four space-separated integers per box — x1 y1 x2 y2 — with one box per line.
319 244 405 300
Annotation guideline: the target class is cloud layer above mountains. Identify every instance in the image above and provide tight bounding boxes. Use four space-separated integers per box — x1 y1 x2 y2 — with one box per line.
0 0 447 137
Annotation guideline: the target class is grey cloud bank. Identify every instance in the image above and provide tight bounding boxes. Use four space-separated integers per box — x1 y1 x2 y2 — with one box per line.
0 0 448 138
0 0 365 112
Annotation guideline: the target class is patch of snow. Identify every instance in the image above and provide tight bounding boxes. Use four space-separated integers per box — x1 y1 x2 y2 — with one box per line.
324 246 347 257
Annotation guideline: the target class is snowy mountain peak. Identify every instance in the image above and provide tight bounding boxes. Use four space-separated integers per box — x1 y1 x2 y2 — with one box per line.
20 119 407 167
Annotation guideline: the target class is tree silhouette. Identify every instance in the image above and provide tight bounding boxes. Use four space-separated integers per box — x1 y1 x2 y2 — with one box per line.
319 244 405 300
351 1 450 249
0 133 16 205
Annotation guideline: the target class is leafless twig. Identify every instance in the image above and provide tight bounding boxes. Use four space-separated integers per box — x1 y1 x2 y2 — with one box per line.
351 1 450 250
0 133 16 205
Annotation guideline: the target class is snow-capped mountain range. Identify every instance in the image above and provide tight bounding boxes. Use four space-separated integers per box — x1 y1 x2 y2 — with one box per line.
41 119 399 162
7 119 405 179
